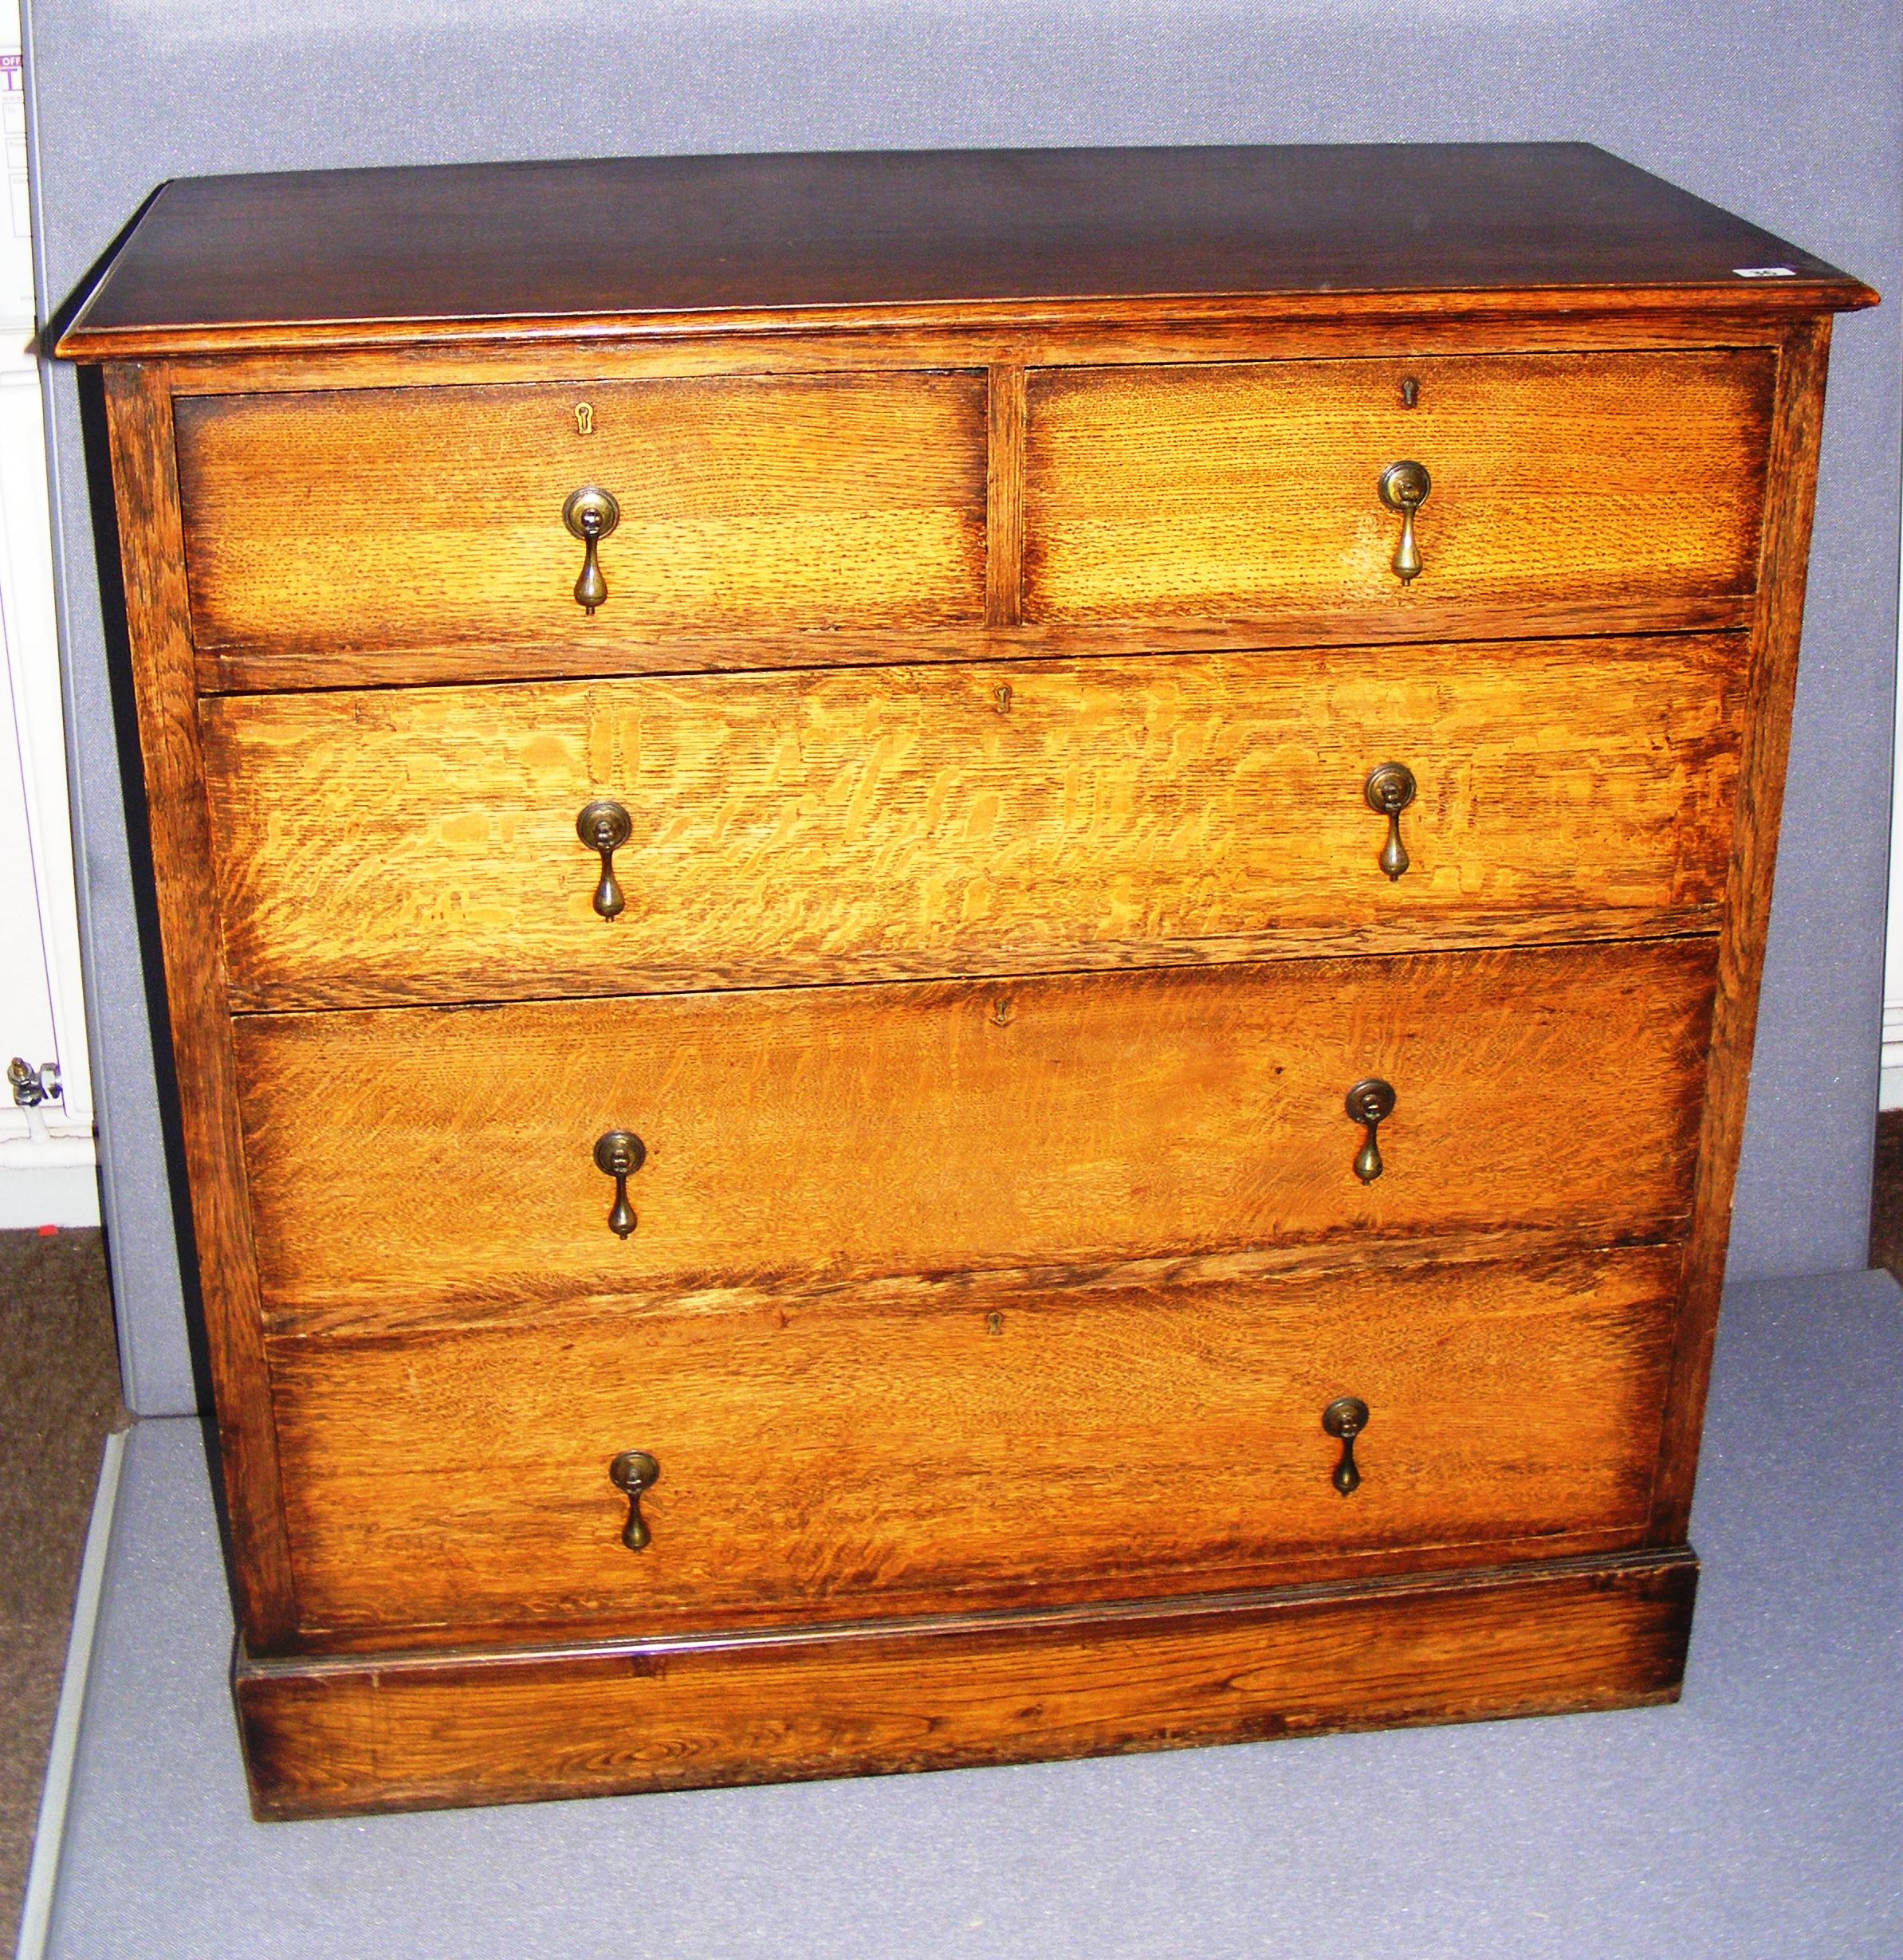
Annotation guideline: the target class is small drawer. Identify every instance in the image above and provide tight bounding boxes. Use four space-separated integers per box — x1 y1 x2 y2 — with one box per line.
265 1242 1680 1642
201 635 1745 1011
172 371 988 658
234 938 1715 1334
1023 350 1775 626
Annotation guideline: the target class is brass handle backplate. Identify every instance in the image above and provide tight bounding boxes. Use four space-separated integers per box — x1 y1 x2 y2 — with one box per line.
576 799 632 919
1378 460 1431 583
1345 1078 1396 1184
564 485 620 615
608 1449 660 1550
1322 1396 1370 1496
1363 762 1417 881
593 1128 647 1238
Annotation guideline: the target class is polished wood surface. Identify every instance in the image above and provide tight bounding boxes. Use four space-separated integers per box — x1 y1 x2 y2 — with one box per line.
151 304 1803 403
100 364 297 1646
201 634 1746 1011
175 372 987 654
195 587 1758 697
235 1550 1698 1817
158 315 1785 700
64 143 1870 1818
234 940 1716 1328
1025 351 1773 623
58 143 1872 360
1649 316 1836 1542
267 1243 1677 1641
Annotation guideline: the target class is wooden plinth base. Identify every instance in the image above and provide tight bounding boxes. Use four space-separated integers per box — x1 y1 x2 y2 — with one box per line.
235 1548 1697 1820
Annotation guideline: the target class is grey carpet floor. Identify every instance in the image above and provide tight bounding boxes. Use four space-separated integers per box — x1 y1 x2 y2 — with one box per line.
33 1266 1903 1959
0 1228 124 1954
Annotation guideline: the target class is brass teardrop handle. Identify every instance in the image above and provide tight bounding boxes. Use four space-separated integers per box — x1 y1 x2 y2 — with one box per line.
576 799 632 920
593 1129 647 1238
563 485 620 615
1322 1396 1370 1496
1363 763 1417 881
608 1449 660 1550
1378 460 1431 583
1346 1078 1396 1184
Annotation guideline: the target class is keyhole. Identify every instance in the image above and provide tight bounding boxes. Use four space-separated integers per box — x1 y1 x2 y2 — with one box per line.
993 683 1013 715
991 998 1015 1027
1399 376 1419 409
986 1311 1004 1336
576 403 594 435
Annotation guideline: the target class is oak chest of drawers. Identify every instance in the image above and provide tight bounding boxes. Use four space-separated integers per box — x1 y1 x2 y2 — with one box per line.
61 143 1874 1818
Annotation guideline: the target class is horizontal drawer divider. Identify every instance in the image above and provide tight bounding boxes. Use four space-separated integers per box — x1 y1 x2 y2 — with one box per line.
194 595 1758 695
223 921 1726 1024
260 1225 1692 1342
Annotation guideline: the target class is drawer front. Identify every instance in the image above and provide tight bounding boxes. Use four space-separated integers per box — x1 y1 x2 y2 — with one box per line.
267 1243 1680 1640
235 940 1715 1330
203 635 1744 1011
173 371 988 654
1024 351 1775 624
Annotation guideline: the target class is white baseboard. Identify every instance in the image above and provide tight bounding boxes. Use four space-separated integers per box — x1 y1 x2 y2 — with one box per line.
16 1427 128 1960
0 1157 100 1228
1881 1003 1903 1112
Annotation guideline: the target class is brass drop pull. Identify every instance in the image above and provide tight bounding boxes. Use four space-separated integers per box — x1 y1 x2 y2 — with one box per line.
1378 460 1431 583
608 1449 660 1550
593 1129 647 1238
576 799 632 919
1345 1078 1396 1184
1322 1396 1370 1496
563 485 620 615
1363 763 1417 881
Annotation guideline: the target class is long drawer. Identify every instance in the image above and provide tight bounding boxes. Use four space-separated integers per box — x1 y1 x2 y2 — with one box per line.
173 371 989 655
266 1242 1681 1643
1024 349 1774 624
201 636 1745 1010
234 939 1716 1332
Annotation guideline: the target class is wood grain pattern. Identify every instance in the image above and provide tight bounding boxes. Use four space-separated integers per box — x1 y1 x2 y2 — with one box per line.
266 1243 1679 1642
154 304 1803 406
234 1550 1699 1818
69 143 1870 1812
67 271 1867 365
192 593 1758 697
1649 317 1834 1541
200 635 1747 1011
57 141 1872 362
101 364 297 1647
234 940 1716 1328
1024 350 1775 623
985 363 1025 626
174 371 988 654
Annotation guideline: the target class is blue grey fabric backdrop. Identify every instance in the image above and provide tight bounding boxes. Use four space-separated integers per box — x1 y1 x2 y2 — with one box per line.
20 0 1903 1416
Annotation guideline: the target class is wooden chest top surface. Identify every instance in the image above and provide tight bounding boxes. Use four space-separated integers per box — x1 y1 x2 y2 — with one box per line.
58 141 1874 358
